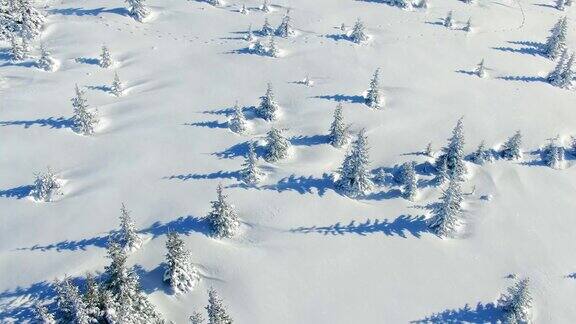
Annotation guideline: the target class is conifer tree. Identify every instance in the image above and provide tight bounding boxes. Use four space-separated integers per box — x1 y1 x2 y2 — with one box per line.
275 10 294 38
557 0 566 10
71 84 99 135
543 137 564 168
264 127 290 162
336 129 374 197
16 0 46 39
560 52 575 89
9 34 25 61
499 278 533 323
463 18 472 32
365 69 383 109
428 177 463 238
548 49 568 86
471 141 492 165
444 11 454 28
329 103 349 148
400 162 417 201
437 117 466 180
37 44 55 71
104 239 160 323
241 142 263 184
207 184 240 239
239 4 247 14
253 39 266 55
256 83 279 121
190 311 206 324
261 0 271 12
267 36 279 57
350 18 368 44
55 278 92 324
425 142 433 157
501 131 522 160
435 157 449 185
110 71 124 97
34 304 56 324
164 231 200 294
31 167 61 202
82 273 102 321
126 0 150 22
246 24 255 42
99 45 113 68
206 288 234 324
476 59 486 78
229 102 247 134
545 16 568 60
261 18 274 36
116 203 143 252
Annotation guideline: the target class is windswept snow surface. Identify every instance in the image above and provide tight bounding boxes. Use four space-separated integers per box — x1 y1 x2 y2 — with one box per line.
2 0 576 322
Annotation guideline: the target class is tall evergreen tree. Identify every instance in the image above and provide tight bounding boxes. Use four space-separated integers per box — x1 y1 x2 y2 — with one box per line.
206 288 233 324
428 177 463 238
207 184 240 239
365 69 383 109
190 311 206 324
34 304 56 324
499 278 533 323
163 231 200 294
229 102 248 134
71 84 99 135
37 44 55 71
256 83 279 121
126 0 150 22
501 131 522 160
437 118 466 180
542 137 564 168
116 203 143 252
31 167 61 202
329 103 349 148
463 17 473 32
350 18 368 44
55 278 92 324
111 71 124 97
241 142 263 184
261 0 271 12
99 45 113 68
559 52 575 89
336 129 373 197
245 24 255 42
476 59 487 78
267 36 279 57
260 18 274 36
400 162 418 201
9 34 25 61
471 141 492 165
82 273 102 322
264 127 290 162
275 10 294 37
444 11 454 28
545 16 568 60
548 49 568 86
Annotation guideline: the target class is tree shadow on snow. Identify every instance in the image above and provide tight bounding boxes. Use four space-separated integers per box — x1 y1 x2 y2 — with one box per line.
324 34 350 42
140 215 210 238
17 234 109 252
0 185 33 199
134 264 171 295
312 94 365 104
262 173 334 196
0 281 56 322
86 85 111 93
411 302 503 323
496 75 547 83
290 134 329 146
164 170 242 181
184 120 228 129
492 40 545 57
75 57 100 66
291 215 427 238
0 117 73 129
49 7 130 17
212 141 250 159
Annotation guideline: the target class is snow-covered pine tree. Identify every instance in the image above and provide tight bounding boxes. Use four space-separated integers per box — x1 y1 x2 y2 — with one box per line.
444 11 454 28
261 0 271 12
400 162 418 201
336 129 374 197
428 177 463 238
246 24 255 42
425 142 433 157
15 0 45 39
9 34 25 61
99 45 113 68
264 127 290 162
471 141 492 165
31 167 61 202
82 273 103 321
329 103 349 148
71 84 99 135
267 36 279 57
350 18 368 44
116 203 143 252
55 278 92 324
437 117 466 180
206 288 234 324
542 137 564 168
463 18 472 32
37 44 55 71
501 130 522 160
239 4 247 14
499 278 533 323
206 0 222 6
207 184 240 239
241 142 263 184
256 83 279 121
560 52 575 89
548 49 568 86
190 311 206 324
253 39 266 55
103 239 161 323
34 304 56 324
126 0 150 22
229 102 247 134
545 16 568 60
275 10 295 38
435 157 450 185
261 18 274 36
557 0 566 10
111 71 124 97
365 69 383 109
163 231 200 294
476 59 487 78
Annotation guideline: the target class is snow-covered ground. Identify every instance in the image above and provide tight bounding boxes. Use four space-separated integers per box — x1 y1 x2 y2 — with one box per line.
2 0 576 322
